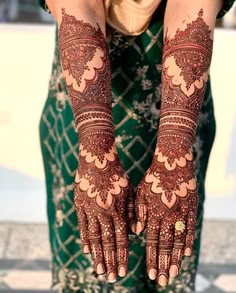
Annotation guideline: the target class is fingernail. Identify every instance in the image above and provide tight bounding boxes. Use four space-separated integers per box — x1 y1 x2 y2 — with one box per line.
184 248 192 256
136 221 142 235
107 272 116 283
131 223 136 234
169 265 178 277
83 245 90 254
148 268 157 280
169 277 174 285
158 275 168 287
97 263 105 275
118 266 126 277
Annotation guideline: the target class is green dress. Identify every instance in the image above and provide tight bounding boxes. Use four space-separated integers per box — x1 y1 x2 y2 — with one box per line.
38 1 235 292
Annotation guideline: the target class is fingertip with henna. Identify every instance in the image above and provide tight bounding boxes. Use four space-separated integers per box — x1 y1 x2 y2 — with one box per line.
158 274 168 287
96 263 105 275
148 268 157 280
184 248 192 256
136 221 145 235
83 245 90 254
118 266 127 277
129 222 136 234
169 264 178 277
107 272 117 283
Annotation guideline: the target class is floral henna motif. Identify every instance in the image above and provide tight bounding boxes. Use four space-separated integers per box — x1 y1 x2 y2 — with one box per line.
58 9 134 282
163 9 213 90
79 131 115 164
161 68 207 117
154 134 193 167
147 146 196 206
77 155 129 208
136 10 212 286
59 9 106 87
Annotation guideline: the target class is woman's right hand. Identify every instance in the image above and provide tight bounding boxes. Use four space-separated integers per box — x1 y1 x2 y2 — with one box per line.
74 143 135 283
45 0 135 283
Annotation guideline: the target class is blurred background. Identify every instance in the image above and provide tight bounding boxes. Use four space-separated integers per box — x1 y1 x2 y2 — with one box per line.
0 0 236 292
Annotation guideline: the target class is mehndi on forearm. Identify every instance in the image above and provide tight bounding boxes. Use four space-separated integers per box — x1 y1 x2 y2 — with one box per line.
159 8 213 153
58 9 115 159
155 9 213 205
136 9 214 284
58 9 134 281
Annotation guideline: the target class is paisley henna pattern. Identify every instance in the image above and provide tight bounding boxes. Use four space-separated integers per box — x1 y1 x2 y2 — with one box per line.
136 10 213 286
58 9 134 282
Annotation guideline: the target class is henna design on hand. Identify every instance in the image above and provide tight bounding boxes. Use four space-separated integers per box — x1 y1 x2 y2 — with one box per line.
136 9 213 286
58 9 135 283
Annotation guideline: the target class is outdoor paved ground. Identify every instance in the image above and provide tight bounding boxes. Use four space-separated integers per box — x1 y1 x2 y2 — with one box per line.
0 221 236 293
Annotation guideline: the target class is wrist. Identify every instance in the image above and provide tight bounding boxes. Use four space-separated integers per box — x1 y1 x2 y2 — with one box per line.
157 131 194 149
79 128 116 151
158 110 197 146
154 132 194 166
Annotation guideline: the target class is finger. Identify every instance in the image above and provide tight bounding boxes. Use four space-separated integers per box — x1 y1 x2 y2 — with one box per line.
184 228 195 256
184 194 198 256
157 221 174 287
127 187 136 233
169 218 187 278
136 185 148 235
146 216 160 281
87 216 105 275
99 215 117 283
113 214 129 277
74 201 90 254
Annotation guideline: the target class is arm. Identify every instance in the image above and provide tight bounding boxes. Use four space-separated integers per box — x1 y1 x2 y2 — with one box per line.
136 0 223 286
45 0 134 283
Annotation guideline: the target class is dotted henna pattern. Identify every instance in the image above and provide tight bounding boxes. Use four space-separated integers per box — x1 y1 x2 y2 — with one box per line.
58 9 134 282
136 9 213 285
163 9 213 90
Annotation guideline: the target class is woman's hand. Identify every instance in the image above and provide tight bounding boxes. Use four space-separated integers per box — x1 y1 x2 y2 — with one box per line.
135 135 198 287
74 142 135 283
135 1 223 285
47 4 136 283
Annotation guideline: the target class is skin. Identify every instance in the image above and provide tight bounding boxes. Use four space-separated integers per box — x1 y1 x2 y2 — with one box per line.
46 0 135 284
46 0 223 287
136 0 223 287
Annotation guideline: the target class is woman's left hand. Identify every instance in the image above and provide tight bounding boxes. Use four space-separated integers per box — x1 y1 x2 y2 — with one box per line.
135 138 198 287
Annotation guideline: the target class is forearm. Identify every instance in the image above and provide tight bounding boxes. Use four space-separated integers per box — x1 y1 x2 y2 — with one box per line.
45 2 134 282
47 0 115 167
59 13 114 148
136 4 224 284
157 0 223 153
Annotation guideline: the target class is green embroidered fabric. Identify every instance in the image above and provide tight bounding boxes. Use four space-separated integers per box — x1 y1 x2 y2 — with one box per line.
39 4 223 293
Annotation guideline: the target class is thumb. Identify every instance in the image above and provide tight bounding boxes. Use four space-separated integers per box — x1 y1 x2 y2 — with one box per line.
127 186 136 234
135 184 147 235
